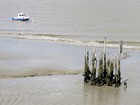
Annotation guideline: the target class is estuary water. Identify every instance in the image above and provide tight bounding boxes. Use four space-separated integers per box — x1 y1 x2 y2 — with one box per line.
0 1 140 105
0 0 140 41
0 0 140 76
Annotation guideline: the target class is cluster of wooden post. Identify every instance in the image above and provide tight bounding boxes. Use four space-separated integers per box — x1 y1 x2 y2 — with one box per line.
83 38 123 87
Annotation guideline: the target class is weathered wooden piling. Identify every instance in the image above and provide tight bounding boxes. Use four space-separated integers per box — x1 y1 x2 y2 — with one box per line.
90 49 97 85
83 39 123 88
107 62 114 86
84 48 91 83
98 51 103 79
103 37 107 79
116 41 123 87
114 52 118 87
98 50 105 86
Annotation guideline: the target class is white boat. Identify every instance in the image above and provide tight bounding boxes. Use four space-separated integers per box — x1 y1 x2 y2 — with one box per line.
12 13 30 21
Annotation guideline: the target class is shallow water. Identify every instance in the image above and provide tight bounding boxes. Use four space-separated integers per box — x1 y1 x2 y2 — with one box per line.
0 49 140 105
0 38 85 76
0 37 139 77
0 73 140 105
0 1 140 104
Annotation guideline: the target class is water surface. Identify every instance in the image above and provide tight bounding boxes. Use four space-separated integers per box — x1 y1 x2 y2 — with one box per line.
1 0 140 41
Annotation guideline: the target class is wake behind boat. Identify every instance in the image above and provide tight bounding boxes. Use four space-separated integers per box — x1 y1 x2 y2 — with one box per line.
12 13 30 21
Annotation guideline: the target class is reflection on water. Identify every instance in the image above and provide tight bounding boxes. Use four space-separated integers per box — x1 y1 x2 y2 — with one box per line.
0 73 140 105
82 83 121 105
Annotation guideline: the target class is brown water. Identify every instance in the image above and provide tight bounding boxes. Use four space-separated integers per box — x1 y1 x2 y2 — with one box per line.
0 0 140 104
0 73 139 105
1 0 140 41
0 40 140 105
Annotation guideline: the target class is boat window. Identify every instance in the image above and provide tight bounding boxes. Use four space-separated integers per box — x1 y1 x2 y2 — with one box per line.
19 14 25 16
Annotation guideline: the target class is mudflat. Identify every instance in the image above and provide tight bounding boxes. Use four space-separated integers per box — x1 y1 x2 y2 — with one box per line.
0 48 140 105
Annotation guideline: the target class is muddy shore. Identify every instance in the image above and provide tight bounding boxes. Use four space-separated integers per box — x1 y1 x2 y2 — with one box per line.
0 38 140 105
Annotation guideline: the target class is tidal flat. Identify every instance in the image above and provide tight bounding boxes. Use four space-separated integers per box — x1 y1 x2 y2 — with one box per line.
0 38 140 105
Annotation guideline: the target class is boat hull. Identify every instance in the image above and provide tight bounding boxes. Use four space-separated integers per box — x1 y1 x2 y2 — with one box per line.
12 17 30 21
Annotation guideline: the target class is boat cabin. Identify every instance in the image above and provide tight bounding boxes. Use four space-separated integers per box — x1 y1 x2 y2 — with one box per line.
18 13 25 17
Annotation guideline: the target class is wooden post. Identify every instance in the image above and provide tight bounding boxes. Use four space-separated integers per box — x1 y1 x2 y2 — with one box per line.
98 50 103 79
114 41 123 87
117 41 123 86
91 48 96 85
84 48 91 83
103 37 107 78
84 48 87 83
